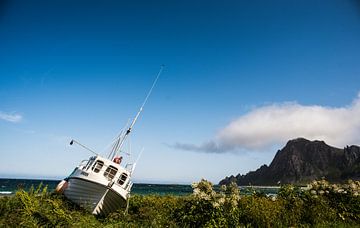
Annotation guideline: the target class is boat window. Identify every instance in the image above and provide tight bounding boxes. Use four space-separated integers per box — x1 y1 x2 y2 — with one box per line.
117 173 128 186
92 160 104 173
104 165 118 180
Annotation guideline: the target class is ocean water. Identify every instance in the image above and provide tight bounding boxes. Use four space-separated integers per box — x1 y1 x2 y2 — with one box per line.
0 178 193 196
0 178 279 196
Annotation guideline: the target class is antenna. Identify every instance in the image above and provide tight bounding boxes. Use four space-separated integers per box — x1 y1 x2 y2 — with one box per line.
109 65 164 159
131 147 144 175
70 139 98 156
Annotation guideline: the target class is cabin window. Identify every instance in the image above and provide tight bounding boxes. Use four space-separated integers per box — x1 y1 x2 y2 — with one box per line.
104 166 118 180
92 160 104 173
117 173 128 186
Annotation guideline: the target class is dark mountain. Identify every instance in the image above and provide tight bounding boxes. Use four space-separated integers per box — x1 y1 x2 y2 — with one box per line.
219 138 360 186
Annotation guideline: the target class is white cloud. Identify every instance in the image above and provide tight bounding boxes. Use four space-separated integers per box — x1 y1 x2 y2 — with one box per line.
0 111 23 123
174 92 360 153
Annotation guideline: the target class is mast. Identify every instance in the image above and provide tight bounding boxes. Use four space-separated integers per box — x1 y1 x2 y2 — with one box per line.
108 65 164 160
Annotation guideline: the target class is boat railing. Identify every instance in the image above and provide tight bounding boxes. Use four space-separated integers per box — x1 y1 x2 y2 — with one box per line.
126 181 133 192
125 163 134 172
78 159 89 169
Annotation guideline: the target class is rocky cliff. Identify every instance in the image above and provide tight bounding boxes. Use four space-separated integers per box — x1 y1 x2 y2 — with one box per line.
219 138 360 186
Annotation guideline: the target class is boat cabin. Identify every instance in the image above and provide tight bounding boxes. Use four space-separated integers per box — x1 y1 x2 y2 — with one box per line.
74 155 133 192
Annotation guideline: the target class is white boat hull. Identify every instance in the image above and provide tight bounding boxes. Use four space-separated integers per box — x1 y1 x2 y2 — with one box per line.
64 177 127 216
60 155 132 216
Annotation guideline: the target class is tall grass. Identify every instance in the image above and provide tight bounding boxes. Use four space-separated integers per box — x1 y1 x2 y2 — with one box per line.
0 180 359 227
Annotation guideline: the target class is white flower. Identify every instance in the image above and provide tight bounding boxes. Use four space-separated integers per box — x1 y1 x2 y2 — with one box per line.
218 197 225 205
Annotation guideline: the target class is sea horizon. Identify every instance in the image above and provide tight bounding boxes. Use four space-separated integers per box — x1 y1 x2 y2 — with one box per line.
0 177 195 196
0 177 280 197
0 175 193 185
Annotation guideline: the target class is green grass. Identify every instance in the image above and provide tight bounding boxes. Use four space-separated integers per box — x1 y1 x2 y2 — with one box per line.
0 180 359 227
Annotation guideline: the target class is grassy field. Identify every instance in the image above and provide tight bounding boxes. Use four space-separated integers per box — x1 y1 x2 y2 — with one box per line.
0 180 359 227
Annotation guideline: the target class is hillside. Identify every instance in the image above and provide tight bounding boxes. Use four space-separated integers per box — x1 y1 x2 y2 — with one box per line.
219 138 360 185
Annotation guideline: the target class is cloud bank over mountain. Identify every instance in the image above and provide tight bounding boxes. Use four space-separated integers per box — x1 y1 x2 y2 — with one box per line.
174 92 360 153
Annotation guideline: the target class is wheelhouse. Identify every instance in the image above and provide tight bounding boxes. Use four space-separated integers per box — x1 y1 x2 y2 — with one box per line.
77 156 131 189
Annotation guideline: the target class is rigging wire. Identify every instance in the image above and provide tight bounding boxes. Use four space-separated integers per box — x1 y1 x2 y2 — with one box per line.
109 65 164 159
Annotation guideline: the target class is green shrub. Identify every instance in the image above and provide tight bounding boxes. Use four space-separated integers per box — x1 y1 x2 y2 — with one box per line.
238 195 283 227
0 179 359 227
0 184 100 227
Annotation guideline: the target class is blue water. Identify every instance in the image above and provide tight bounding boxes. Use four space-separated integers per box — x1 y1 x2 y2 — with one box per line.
0 178 193 196
0 178 279 196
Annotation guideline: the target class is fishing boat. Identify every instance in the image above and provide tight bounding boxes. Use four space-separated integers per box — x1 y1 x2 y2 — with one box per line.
55 66 163 216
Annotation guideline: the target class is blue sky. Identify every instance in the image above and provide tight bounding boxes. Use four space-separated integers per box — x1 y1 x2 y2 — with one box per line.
1 0 360 183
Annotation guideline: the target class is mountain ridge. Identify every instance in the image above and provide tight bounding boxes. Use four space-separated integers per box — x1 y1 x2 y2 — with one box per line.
219 138 360 186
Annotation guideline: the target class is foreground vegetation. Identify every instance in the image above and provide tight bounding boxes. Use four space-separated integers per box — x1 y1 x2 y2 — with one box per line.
0 180 359 227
